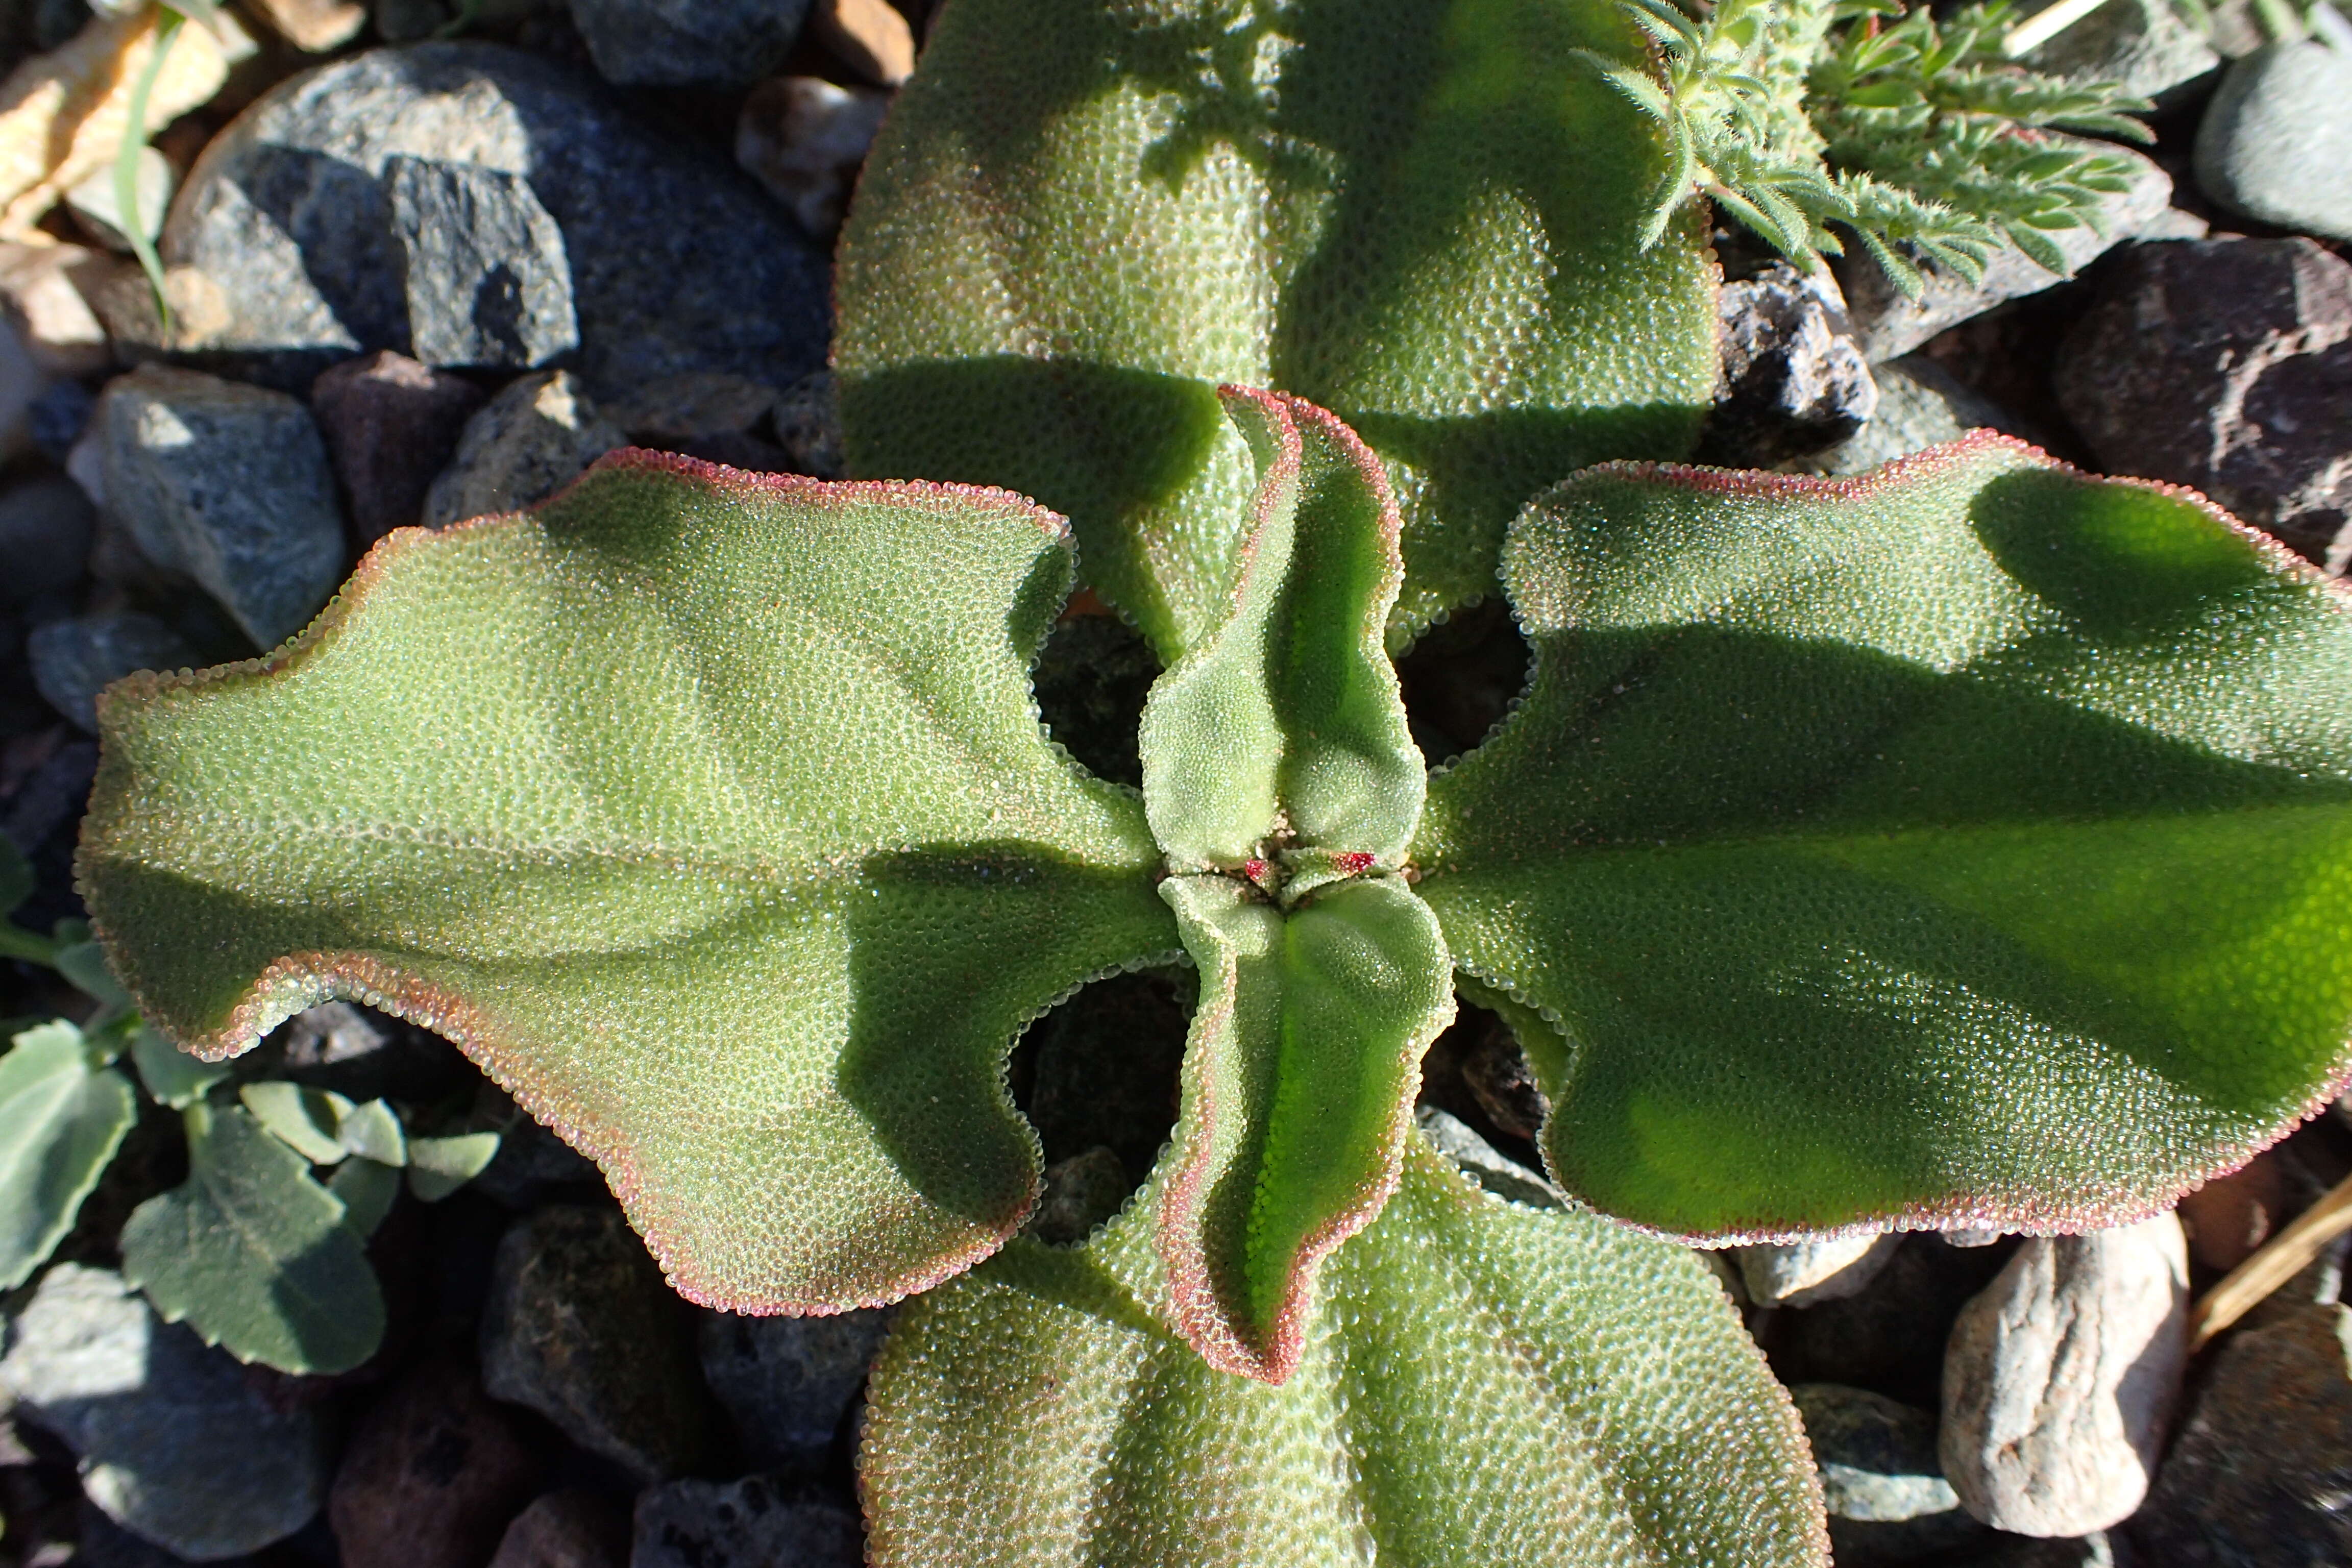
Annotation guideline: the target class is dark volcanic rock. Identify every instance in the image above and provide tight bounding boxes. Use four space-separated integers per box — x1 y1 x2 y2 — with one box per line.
479 1204 716 1483
569 0 810 87
163 43 830 400
698 1306 894 1472
631 1475 861 1568
488 1489 631 1568
2129 1301 2352 1564
328 1357 540 1568
311 352 487 548
2054 237 2352 568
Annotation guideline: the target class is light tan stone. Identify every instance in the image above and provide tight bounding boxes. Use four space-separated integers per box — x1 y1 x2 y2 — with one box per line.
812 0 917 86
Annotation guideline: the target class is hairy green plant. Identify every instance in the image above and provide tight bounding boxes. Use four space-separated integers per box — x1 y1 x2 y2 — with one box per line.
1579 0 2155 294
0 841 498 1374
66 0 2352 1560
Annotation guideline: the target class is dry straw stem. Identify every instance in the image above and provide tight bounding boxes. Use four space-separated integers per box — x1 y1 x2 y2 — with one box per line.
2189 1168 2352 1350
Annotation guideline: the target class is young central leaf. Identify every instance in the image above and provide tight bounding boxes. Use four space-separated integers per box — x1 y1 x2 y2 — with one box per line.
79 454 1176 1315
1136 390 1450 1380
1159 873 1453 1381
1141 389 1423 877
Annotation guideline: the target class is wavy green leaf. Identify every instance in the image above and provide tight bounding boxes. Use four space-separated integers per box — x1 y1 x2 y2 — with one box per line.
0 1022 137 1291
834 0 1719 656
861 1136 1827 1567
119 1101 385 1375
131 1024 229 1109
81 452 1174 1313
329 1157 401 1236
1140 390 1422 877
406 1131 500 1201
241 1082 351 1165
1415 435 2352 1238
1155 873 1452 1379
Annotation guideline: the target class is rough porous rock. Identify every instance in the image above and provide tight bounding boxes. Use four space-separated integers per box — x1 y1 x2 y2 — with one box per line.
386 154 578 372
1792 1383 1992 1568
2021 0 2219 102
479 1204 714 1483
328 1357 540 1568
0 1264 329 1559
736 76 891 240
1739 1233 1903 1308
568 0 810 87
422 369 623 528
0 471 95 610
2193 40 2352 243
2129 1301 2352 1563
698 1305 894 1472
310 351 487 548
1023 1145 1131 1246
96 363 348 648
630 1476 861 1568
2053 237 2352 568
1841 144 2171 362
164 43 829 398
1798 355 2036 476
1701 260 1876 466
1941 1213 2189 1536
487 1489 630 1568
27 610 197 731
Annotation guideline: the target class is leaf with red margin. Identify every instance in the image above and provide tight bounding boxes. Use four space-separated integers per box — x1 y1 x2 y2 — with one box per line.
1414 433 2352 1241
1139 389 1423 877
861 1133 1828 1567
78 453 1175 1314
832 0 1719 659
1156 872 1453 1381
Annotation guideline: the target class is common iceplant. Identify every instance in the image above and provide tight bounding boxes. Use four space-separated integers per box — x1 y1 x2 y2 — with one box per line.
74 0 2352 1562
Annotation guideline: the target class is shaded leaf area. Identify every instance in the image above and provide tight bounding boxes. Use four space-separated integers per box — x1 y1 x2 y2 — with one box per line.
119 1102 384 1375
0 1022 137 1290
1141 391 1422 878
834 0 1718 658
1157 874 1453 1380
1416 436 2352 1239
80 454 1176 1313
862 1136 1827 1568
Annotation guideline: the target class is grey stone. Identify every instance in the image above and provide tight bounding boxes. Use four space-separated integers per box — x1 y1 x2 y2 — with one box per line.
480 1204 715 1483
255 1000 476 1106
698 1306 893 1472
1024 1145 1131 1246
27 611 198 732
2053 237 2352 567
0 472 95 610
771 370 842 479
79 1501 257 1568
489 1489 630 1568
1841 143 2172 362
2194 40 2352 243
96 364 348 648
1793 1382 1992 1568
1702 260 1877 466
422 369 623 528
1955 1531 2130 1568
629 1476 861 1568
2128 1301 2352 1564
1738 1232 1903 1308
1414 1107 1566 1210
310 351 487 548
1941 1213 2188 1536
2019 0 2220 103
388 155 577 372
604 371 790 473
571 0 810 87
0 1264 329 1559
1780 1233 2020 1407
1798 356 2038 476
163 43 830 400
